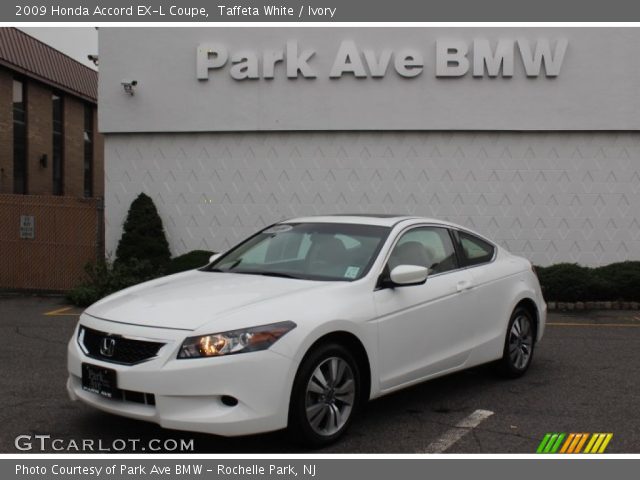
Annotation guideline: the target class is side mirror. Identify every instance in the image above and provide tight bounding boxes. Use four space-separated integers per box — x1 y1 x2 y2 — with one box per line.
209 253 222 263
389 265 429 287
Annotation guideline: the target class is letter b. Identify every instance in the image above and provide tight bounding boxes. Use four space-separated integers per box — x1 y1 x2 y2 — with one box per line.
436 40 469 77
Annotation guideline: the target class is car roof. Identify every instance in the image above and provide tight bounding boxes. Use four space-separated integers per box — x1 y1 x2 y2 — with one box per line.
282 214 452 228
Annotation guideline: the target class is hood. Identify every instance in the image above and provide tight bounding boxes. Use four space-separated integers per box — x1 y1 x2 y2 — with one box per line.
85 270 327 331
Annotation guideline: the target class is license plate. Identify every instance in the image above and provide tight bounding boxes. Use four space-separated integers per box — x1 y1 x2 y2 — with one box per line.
82 363 118 399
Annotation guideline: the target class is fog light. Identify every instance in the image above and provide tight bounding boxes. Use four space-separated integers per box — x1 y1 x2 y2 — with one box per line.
221 395 238 407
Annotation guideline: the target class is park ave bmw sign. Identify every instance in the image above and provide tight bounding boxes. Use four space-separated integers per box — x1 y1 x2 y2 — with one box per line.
196 38 568 80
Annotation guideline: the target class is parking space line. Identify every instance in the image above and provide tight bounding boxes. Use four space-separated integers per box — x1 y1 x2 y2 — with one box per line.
43 306 81 317
422 409 494 453
547 322 640 328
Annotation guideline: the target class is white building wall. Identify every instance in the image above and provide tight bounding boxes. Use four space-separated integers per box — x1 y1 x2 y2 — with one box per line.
98 28 640 132
105 131 640 266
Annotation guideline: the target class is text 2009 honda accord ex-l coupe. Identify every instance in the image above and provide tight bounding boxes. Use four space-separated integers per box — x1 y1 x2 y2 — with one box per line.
68 215 546 446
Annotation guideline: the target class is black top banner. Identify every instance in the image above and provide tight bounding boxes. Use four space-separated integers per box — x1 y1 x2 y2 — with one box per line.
5 0 640 22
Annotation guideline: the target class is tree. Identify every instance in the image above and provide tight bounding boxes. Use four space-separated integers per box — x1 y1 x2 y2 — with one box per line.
115 193 171 272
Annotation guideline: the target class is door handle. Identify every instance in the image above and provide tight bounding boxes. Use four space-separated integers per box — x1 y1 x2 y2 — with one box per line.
456 280 473 292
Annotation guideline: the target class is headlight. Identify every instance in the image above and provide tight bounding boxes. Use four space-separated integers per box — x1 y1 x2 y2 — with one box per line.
177 321 296 359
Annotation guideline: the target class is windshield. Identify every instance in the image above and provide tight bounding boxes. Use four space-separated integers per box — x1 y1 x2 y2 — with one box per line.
204 223 391 281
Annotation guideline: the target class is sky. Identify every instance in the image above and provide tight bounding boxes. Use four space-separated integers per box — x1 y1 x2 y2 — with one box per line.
19 27 99 70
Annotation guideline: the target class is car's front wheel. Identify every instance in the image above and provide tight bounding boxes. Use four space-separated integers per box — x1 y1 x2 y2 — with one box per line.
498 307 536 378
288 343 361 447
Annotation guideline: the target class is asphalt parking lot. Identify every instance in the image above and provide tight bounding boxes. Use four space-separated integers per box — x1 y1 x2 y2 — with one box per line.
1 295 639 453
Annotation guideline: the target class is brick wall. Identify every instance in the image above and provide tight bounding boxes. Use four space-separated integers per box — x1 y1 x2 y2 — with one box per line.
63 94 84 197
26 80 52 195
0 66 103 198
0 194 101 291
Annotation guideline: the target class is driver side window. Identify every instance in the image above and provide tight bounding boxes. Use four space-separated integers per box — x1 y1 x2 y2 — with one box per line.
388 227 458 274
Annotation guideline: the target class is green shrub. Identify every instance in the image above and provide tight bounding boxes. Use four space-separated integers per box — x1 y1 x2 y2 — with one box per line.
68 196 220 307
66 284 102 307
537 261 640 302
536 263 595 302
593 261 640 301
115 193 171 273
166 250 214 275
67 250 219 307
67 258 158 307
584 272 617 302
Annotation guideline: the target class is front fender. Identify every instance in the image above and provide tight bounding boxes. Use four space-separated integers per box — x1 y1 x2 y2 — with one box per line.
271 318 379 400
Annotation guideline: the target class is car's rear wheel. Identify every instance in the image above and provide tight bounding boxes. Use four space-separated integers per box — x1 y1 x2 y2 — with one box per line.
497 307 536 378
288 343 360 447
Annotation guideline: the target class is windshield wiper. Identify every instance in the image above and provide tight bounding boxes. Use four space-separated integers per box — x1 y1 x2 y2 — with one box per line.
209 259 242 273
234 271 305 280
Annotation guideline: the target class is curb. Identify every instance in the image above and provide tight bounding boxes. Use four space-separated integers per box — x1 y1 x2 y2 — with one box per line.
547 301 640 311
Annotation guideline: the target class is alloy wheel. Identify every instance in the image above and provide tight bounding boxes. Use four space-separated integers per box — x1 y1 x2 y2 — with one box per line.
508 314 534 370
305 356 356 436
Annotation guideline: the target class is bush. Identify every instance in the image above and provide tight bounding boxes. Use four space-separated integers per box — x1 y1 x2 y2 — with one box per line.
166 250 214 275
67 258 158 307
537 261 640 302
593 261 640 301
67 250 218 307
67 194 216 307
66 284 102 308
115 193 171 273
536 263 595 302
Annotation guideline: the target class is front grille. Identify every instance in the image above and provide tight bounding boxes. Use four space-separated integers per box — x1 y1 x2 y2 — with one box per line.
79 326 165 365
117 389 156 406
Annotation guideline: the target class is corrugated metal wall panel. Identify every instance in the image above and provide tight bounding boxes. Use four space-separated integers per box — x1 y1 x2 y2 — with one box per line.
105 131 640 267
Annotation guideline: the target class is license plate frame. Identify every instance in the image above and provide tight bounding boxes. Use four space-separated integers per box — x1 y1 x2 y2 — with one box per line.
81 363 118 399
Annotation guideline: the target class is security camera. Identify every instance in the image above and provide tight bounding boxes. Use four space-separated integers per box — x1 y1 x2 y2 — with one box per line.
87 54 99 66
121 80 138 95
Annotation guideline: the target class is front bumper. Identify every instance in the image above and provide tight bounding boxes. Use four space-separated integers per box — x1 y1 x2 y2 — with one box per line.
67 315 296 437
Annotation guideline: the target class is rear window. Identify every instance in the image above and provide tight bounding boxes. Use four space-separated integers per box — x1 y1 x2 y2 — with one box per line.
458 231 495 266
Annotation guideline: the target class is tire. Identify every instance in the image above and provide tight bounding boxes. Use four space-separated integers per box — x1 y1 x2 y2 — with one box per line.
288 342 361 447
497 307 536 378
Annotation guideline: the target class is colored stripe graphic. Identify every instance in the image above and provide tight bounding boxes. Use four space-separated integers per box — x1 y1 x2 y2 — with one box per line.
567 433 583 453
574 433 589 453
537 433 613 453
536 433 553 453
584 433 614 453
559 433 575 453
551 433 566 453
598 434 613 453
584 434 599 453
536 433 565 453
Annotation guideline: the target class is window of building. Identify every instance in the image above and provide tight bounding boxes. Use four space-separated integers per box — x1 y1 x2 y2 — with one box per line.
83 104 94 197
52 93 64 195
12 79 27 194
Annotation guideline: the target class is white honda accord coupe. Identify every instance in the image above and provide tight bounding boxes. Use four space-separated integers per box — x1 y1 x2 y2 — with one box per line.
67 214 546 445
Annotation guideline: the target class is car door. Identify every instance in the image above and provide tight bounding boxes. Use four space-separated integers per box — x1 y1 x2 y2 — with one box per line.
452 229 508 361
373 226 476 391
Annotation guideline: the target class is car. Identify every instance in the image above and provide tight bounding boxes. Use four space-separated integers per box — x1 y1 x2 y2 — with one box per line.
67 214 546 446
